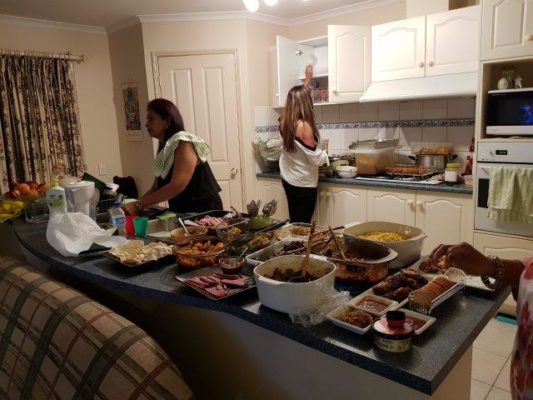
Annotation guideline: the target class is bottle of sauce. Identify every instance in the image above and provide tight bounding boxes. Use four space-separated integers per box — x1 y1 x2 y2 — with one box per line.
46 179 67 215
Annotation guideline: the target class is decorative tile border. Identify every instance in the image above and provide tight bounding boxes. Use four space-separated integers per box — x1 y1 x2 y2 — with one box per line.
255 118 474 132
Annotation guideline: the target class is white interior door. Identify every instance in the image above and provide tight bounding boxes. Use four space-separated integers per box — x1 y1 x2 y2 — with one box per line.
371 16 426 81
328 25 371 103
156 52 243 210
276 36 314 106
481 0 533 60
426 6 480 76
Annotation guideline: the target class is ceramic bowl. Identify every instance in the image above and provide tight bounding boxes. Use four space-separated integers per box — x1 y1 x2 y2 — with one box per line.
336 166 357 178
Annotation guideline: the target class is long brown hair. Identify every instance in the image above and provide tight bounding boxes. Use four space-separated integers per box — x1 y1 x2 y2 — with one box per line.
147 98 185 151
280 85 319 153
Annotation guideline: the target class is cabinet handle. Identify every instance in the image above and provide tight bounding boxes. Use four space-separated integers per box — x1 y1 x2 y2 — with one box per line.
331 87 338 94
326 192 331 199
526 34 533 41
428 61 435 67
417 201 424 211
407 200 414 210
419 62 425 68
319 191 325 198
230 168 238 177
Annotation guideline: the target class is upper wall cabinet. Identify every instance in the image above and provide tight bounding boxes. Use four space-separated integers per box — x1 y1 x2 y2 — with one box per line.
372 6 480 82
372 16 426 81
328 25 371 103
481 0 533 60
271 36 316 107
426 6 480 76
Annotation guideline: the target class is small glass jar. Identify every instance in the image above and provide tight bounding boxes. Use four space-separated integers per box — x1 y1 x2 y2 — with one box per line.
444 163 461 185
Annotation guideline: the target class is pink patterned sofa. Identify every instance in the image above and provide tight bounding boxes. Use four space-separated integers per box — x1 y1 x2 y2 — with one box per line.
0 256 194 400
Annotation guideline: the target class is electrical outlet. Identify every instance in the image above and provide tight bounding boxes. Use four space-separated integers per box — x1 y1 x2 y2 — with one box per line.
97 162 107 176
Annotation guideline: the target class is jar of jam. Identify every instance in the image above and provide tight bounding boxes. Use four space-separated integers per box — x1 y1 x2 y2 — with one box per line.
373 310 413 353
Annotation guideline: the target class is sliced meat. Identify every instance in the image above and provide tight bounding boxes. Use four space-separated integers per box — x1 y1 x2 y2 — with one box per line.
205 285 229 298
221 278 249 288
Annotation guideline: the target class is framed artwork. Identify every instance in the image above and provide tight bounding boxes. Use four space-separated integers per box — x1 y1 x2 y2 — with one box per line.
121 82 143 141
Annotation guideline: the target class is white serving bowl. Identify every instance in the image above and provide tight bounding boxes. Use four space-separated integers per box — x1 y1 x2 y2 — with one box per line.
343 221 426 269
336 166 357 178
253 255 336 314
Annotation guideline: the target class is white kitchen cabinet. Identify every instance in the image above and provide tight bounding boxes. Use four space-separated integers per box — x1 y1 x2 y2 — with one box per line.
474 231 533 260
481 0 533 60
328 25 371 103
425 6 480 76
257 178 289 221
272 36 315 107
317 184 366 227
415 192 474 255
366 189 416 226
372 6 480 82
372 16 426 81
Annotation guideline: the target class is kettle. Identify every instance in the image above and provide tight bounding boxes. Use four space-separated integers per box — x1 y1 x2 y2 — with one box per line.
63 181 98 220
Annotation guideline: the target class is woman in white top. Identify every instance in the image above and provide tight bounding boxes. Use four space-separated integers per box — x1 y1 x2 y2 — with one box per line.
279 68 329 222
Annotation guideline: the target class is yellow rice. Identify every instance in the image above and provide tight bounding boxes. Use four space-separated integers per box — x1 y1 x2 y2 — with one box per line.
358 231 405 242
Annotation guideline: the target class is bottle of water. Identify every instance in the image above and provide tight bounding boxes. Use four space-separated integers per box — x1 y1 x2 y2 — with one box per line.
108 200 125 232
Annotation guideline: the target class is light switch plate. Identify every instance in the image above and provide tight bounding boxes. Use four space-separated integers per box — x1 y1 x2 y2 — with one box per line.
97 162 107 176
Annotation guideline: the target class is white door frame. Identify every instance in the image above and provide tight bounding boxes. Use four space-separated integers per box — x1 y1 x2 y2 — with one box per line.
151 49 246 210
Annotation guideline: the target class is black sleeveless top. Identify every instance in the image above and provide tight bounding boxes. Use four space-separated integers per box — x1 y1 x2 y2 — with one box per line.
157 161 222 213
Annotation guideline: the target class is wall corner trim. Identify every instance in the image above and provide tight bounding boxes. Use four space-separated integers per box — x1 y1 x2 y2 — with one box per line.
0 13 107 34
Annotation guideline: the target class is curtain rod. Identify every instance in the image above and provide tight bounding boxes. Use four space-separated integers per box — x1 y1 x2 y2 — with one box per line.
0 49 86 63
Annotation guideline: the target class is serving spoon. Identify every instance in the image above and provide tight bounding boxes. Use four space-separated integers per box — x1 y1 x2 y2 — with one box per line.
288 221 316 283
178 217 190 235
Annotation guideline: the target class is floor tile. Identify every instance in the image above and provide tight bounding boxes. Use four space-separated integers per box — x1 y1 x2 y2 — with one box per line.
474 318 517 357
472 347 508 385
471 379 491 400
486 386 512 400
494 356 511 391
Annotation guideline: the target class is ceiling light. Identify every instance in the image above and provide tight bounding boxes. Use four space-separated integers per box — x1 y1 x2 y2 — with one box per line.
264 0 279 5
243 0 259 12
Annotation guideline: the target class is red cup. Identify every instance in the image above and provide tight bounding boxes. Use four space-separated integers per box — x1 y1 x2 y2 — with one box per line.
125 215 137 236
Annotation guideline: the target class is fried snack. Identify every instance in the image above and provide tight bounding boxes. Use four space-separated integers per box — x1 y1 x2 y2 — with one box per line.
419 254 448 274
109 241 173 265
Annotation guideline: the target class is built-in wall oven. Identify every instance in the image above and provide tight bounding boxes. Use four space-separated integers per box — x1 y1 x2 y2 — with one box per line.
475 142 533 237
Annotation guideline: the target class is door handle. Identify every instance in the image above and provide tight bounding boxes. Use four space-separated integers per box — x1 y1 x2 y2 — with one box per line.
230 168 238 177
407 200 414 210
428 61 434 67
525 33 533 41
419 62 425 68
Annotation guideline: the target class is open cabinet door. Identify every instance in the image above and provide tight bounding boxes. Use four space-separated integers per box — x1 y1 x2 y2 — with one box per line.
328 25 371 103
276 35 314 107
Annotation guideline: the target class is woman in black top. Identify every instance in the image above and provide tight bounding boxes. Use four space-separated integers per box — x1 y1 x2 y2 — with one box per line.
123 98 222 214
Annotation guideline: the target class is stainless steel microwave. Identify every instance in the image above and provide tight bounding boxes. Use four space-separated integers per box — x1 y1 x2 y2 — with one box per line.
486 88 533 136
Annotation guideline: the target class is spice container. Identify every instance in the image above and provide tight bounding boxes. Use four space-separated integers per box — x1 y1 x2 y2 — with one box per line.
444 163 461 185
373 310 413 353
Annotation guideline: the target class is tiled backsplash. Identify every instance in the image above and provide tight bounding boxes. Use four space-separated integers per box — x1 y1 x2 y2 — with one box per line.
255 98 475 169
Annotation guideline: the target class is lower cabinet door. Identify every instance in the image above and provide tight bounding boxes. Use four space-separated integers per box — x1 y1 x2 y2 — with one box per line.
258 178 289 221
474 232 533 259
316 189 332 227
329 185 367 228
367 188 416 226
415 192 474 255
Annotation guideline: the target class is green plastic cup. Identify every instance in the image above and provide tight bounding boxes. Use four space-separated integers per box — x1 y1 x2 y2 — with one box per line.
133 217 149 238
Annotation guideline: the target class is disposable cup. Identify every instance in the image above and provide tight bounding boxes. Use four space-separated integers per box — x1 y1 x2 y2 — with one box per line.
133 217 149 238
125 215 137 236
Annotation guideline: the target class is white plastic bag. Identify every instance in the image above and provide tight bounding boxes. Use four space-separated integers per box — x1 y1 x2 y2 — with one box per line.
46 212 112 257
289 286 351 328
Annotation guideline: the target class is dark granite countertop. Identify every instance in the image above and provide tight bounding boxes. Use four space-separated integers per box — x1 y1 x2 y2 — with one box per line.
257 172 473 195
13 221 505 395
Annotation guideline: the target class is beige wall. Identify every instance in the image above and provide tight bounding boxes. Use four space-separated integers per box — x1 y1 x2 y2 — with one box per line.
289 1 406 40
108 23 154 194
141 19 286 206
0 20 123 182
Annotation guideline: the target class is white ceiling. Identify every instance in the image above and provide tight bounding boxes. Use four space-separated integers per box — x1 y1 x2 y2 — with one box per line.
0 0 379 29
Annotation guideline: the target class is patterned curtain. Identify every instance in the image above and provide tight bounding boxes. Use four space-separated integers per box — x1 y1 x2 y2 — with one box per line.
0 54 85 193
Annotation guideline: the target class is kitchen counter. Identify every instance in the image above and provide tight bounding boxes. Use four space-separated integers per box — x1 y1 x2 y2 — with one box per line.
257 172 473 195
11 220 507 399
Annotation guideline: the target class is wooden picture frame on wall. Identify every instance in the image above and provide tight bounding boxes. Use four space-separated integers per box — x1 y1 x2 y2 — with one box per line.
121 82 143 141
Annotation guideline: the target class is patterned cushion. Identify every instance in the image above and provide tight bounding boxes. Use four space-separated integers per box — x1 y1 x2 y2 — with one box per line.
0 257 194 400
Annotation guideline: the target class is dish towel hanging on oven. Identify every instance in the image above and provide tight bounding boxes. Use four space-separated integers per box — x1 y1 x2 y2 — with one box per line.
488 167 533 224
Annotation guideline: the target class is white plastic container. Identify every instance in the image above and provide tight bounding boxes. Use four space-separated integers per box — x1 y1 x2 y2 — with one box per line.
343 221 426 269
46 180 67 215
253 255 336 314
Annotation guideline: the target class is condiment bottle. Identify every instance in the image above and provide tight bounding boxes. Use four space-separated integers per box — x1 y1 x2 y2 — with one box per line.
444 163 461 185
373 310 413 353
46 179 67 215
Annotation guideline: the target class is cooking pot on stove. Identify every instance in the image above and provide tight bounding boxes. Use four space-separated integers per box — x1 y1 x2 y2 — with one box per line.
408 154 457 173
